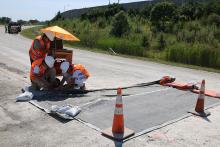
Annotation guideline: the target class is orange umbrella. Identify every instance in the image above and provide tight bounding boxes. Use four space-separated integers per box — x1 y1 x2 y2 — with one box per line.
41 26 80 41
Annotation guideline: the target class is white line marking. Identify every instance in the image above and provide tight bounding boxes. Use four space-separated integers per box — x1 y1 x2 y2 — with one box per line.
124 87 171 98
80 87 171 108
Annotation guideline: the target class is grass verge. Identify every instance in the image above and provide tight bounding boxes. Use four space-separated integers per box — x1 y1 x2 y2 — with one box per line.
20 26 43 39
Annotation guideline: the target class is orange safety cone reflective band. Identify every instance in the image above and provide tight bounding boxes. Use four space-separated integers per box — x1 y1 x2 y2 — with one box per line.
188 80 210 117
112 88 124 133
102 87 134 141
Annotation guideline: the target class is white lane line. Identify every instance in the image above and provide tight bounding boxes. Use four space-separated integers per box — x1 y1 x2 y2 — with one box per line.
80 87 171 108
124 87 172 98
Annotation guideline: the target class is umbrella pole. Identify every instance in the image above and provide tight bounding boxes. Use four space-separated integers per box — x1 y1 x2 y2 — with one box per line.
55 37 57 51
52 36 56 57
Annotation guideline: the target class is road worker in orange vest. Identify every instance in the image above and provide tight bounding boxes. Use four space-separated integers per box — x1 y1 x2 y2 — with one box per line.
29 33 54 64
30 56 59 90
58 61 90 90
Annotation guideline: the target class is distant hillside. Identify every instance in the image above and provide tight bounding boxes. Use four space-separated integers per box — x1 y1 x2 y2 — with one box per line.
61 0 207 19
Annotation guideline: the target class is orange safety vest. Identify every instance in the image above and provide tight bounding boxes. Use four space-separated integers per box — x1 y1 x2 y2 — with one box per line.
67 64 90 78
29 35 50 61
30 58 47 81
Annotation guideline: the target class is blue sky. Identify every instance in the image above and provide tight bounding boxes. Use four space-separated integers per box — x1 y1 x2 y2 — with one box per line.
0 0 145 21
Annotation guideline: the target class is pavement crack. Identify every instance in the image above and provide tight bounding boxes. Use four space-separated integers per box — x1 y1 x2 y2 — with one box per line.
0 104 21 121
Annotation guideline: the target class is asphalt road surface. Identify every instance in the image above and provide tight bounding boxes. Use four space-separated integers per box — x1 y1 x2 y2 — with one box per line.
0 26 220 90
0 26 220 147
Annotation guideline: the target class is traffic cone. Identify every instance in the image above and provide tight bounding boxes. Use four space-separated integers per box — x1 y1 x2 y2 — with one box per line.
102 88 134 141
112 88 124 133
188 80 210 117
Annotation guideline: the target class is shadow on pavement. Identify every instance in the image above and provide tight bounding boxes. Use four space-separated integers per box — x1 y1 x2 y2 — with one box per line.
202 116 212 123
49 113 73 123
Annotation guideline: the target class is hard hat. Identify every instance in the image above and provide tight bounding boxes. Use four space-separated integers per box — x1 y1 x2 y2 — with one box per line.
44 32 55 41
60 61 70 73
45 56 55 68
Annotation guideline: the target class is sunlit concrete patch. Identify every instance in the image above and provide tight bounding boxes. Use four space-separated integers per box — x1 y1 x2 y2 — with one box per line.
29 85 219 134
77 88 219 133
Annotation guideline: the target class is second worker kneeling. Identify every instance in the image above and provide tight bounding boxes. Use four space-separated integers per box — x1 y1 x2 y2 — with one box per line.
57 61 90 90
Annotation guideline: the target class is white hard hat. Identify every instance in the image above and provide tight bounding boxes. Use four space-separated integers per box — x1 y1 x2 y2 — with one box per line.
45 56 55 68
45 32 55 41
60 62 70 73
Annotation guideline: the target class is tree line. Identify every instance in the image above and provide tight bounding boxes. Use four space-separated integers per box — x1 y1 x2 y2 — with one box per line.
0 17 43 25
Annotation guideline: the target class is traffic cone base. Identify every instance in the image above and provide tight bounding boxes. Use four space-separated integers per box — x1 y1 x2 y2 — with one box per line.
102 127 134 141
188 109 210 117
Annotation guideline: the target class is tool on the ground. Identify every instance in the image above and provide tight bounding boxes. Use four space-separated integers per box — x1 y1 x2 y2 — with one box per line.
164 82 199 91
159 76 199 90
109 48 117 55
160 77 220 99
87 79 165 93
188 80 211 117
87 76 175 93
159 76 176 85
102 88 134 141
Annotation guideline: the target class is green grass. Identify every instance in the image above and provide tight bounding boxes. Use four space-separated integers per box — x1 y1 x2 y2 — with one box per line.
21 26 220 73
20 26 43 39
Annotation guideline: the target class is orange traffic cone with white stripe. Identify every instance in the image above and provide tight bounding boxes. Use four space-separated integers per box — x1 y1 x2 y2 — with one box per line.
188 80 210 117
112 88 124 133
102 88 134 141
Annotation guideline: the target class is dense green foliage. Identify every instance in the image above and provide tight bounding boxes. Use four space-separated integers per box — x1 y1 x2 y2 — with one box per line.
110 11 130 37
51 11 63 22
0 16 42 25
80 4 124 21
49 1 220 69
0 17 11 24
150 2 177 32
